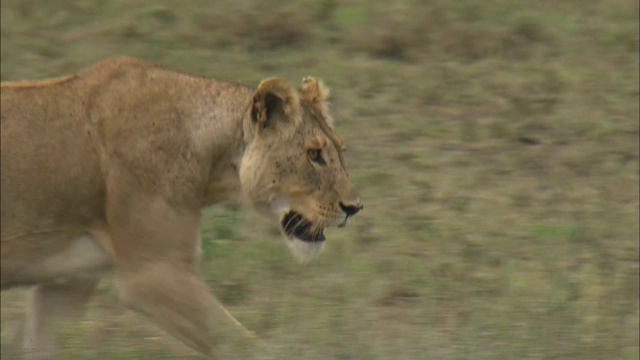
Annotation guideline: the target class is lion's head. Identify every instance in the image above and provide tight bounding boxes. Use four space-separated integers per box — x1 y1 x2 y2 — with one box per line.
239 77 362 260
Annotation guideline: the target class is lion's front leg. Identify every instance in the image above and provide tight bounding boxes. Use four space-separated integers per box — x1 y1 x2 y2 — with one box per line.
23 277 99 360
116 262 268 359
115 262 222 358
104 176 260 359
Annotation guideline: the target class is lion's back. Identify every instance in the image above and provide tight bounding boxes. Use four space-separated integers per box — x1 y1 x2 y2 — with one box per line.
1 57 250 237
0 59 148 237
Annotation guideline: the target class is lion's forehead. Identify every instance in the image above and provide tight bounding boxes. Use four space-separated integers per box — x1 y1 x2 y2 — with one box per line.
295 110 345 153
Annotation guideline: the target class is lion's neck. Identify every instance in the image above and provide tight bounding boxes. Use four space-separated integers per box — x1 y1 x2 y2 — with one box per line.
197 83 253 207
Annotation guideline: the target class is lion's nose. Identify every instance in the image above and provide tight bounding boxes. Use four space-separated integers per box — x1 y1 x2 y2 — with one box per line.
339 201 363 217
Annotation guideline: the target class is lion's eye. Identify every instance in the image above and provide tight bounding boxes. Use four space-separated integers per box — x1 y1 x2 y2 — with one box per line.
307 149 325 165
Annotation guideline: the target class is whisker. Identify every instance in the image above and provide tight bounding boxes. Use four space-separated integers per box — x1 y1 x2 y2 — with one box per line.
288 216 308 236
310 219 326 234
284 215 297 230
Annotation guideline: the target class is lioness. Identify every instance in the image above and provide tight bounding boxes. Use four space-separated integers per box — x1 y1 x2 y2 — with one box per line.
0 57 362 359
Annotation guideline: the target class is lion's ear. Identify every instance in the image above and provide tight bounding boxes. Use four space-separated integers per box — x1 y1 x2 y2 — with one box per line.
251 78 300 132
300 76 330 104
300 76 333 128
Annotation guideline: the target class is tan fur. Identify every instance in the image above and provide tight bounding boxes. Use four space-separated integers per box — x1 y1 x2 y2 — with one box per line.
251 77 301 139
300 76 333 128
1 56 362 359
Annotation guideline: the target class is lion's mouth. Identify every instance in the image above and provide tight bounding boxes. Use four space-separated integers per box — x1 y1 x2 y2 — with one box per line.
281 211 325 243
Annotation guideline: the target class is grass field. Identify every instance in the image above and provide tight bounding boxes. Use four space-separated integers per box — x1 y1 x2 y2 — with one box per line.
1 0 638 359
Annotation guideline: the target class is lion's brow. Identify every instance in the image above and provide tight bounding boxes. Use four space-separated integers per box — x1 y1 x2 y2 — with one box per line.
307 106 344 153
304 103 346 166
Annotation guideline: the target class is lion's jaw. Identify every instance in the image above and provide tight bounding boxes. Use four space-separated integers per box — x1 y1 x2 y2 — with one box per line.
271 198 326 262
237 174 328 261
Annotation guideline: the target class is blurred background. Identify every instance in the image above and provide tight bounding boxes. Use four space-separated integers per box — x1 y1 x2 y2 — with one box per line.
1 0 638 359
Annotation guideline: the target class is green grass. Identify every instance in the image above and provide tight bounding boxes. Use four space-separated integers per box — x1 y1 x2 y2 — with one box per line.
1 0 638 359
